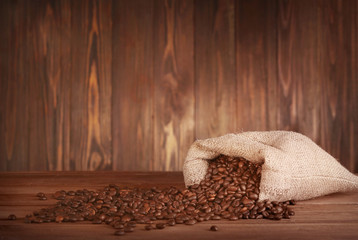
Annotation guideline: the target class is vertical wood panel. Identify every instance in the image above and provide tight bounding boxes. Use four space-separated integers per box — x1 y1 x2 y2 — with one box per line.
2 0 30 171
277 0 298 131
318 0 358 170
236 0 277 131
0 0 11 170
26 0 72 170
70 0 112 170
112 0 154 170
27 0 52 170
289 1 321 141
153 0 195 171
295 1 321 141
195 0 236 139
349 1 358 172
59 0 72 171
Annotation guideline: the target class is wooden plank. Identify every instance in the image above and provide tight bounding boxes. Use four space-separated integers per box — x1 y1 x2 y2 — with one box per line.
292 1 321 142
59 0 72 170
1 0 30 171
112 0 154 170
0 0 11 170
236 0 277 131
26 0 48 170
25 0 70 170
348 0 358 173
277 0 298 131
153 0 195 171
70 0 112 170
195 0 236 139
318 0 358 171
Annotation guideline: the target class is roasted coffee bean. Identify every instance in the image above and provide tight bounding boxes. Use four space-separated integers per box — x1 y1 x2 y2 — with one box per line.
36 192 45 198
92 218 102 224
55 216 64 223
211 215 221 220
167 219 176 226
126 221 136 227
156 223 166 229
8 214 16 220
145 224 153 230
124 226 134 233
210 225 218 231
114 230 125 236
185 219 197 225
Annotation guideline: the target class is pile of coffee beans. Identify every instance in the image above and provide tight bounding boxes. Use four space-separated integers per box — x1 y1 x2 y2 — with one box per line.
24 155 295 235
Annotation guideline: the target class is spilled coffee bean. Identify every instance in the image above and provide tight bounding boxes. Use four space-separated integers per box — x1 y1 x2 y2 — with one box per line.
24 155 296 235
8 214 16 220
210 225 218 231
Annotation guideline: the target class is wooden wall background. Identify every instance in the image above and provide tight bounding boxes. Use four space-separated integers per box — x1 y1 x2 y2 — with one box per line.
0 0 357 172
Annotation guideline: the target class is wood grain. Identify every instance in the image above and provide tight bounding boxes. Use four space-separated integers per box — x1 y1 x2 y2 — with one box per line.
236 0 277 131
195 0 236 139
0 172 358 240
112 0 154 170
0 0 357 172
0 0 11 171
318 0 358 170
70 0 112 170
1 0 29 171
153 0 195 171
26 0 71 171
277 0 298 132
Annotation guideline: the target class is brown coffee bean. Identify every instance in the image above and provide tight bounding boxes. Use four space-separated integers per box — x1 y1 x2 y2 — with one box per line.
229 215 238 221
55 216 64 223
113 222 125 229
185 219 197 225
8 214 16 220
167 219 176 226
211 215 221 220
145 224 153 230
288 209 295 216
124 226 134 233
156 223 166 229
92 218 102 224
36 192 45 198
114 230 125 236
210 225 218 231
126 221 136 227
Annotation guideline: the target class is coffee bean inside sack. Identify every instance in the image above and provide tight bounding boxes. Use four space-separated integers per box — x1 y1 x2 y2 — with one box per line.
24 155 295 235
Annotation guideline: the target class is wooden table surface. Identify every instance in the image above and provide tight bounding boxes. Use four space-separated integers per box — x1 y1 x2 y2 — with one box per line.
0 172 357 240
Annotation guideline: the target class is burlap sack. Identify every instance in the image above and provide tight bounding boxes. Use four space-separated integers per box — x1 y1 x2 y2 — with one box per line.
183 131 358 202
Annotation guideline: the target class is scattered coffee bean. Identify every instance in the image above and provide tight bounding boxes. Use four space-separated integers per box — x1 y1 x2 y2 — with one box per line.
8 214 16 220
185 219 197 225
167 219 176 226
24 155 296 236
55 216 64 223
36 192 45 198
156 223 166 229
124 226 134 233
114 230 125 236
210 225 218 231
145 224 154 230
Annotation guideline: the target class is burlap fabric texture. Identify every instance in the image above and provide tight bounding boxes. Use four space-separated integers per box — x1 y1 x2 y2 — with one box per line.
183 131 358 202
